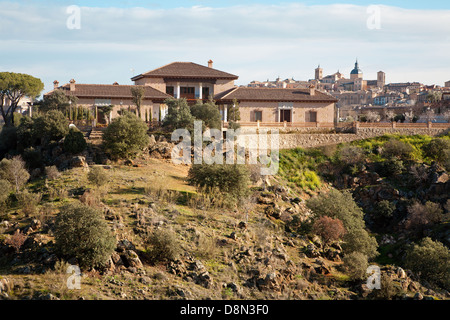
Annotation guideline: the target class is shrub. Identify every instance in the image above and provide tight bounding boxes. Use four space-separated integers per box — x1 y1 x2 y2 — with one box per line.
54 202 116 269
312 216 346 244
422 138 450 163
0 179 11 205
342 228 378 259
45 166 61 180
33 110 69 145
63 128 87 154
190 100 222 130
0 155 30 192
379 158 405 176
102 112 150 160
0 126 18 156
382 139 414 160
87 166 108 188
376 200 396 218
16 116 36 151
22 147 44 170
6 230 27 253
404 237 450 290
16 190 42 217
144 228 181 263
343 252 369 280
405 201 443 236
336 145 365 166
162 98 195 131
306 189 365 232
188 163 250 203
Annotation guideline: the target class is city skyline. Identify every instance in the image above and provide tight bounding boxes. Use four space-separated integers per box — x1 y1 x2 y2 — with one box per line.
1 0 450 95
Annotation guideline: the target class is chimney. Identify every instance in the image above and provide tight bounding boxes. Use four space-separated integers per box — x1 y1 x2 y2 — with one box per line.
69 79 76 91
53 80 59 89
208 59 213 68
309 84 316 96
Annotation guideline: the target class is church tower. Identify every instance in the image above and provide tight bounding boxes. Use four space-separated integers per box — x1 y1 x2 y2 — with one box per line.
315 65 323 80
350 59 363 80
377 71 385 88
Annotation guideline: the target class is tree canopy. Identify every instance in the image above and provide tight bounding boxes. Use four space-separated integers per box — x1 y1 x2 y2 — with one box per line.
0 72 44 127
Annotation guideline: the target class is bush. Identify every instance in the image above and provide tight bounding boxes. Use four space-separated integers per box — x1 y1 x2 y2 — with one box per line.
306 189 365 232
404 237 450 290
190 100 222 130
0 179 11 205
379 158 405 176
102 112 150 160
0 155 30 192
16 116 36 152
188 163 250 203
63 128 87 154
343 252 369 280
422 138 450 163
6 230 27 253
312 216 346 244
144 228 181 263
54 202 116 269
382 139 414 160
45 166 61 180
342 228 378 259
336 145 365 167
0 126 18 156
307 189 378 258
16 190 42 217
162 98 195 131
22 147 44 170
87 166 109 188
33 110 69 145
405 201 444 236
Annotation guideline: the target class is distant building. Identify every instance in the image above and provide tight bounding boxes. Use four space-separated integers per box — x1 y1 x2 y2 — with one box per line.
215 86 337 124
445 81 450 88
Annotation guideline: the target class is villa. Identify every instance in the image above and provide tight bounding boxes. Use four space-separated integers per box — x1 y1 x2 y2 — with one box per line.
46 60 338 127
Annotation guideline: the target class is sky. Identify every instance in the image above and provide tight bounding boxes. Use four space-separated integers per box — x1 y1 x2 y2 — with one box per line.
1 0 450 95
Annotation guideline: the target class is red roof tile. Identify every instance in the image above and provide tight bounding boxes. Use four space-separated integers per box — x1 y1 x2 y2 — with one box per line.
47 83 172 101
214 87 338 103
131 62 238 81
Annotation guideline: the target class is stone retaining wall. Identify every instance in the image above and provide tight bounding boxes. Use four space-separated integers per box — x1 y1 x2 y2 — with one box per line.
238 127 449 150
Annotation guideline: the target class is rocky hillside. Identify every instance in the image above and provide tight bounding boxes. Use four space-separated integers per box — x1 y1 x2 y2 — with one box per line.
0 134 449 301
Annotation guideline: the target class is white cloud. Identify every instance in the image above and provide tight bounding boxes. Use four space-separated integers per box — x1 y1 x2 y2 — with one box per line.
1 1 450 93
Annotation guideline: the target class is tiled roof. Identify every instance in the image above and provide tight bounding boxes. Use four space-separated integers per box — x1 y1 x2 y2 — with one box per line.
47 83 172 100
131 62 238 80
214 87 338 102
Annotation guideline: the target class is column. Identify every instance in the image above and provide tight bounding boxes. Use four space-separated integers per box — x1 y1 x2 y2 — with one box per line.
199 83 203 99
223 104 227 122
176 82 180 99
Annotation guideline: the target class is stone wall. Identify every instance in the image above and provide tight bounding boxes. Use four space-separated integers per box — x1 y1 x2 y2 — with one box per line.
277 127 449 149
237 127 449 150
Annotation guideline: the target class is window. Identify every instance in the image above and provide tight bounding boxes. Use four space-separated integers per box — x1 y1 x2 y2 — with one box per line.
254 111 262 122
202 87 210 98
166 86 174 96
181 87 195 94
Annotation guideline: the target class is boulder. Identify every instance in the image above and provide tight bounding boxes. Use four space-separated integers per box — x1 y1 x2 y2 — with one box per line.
121 250 143 269
69 156 88 169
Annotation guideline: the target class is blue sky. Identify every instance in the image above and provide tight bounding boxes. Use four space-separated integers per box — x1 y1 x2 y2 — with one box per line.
1 1 450 95
32 0 450 10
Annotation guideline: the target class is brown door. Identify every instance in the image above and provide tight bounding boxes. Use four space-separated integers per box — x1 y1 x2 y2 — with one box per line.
180 87 195 99
280 109 291 122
